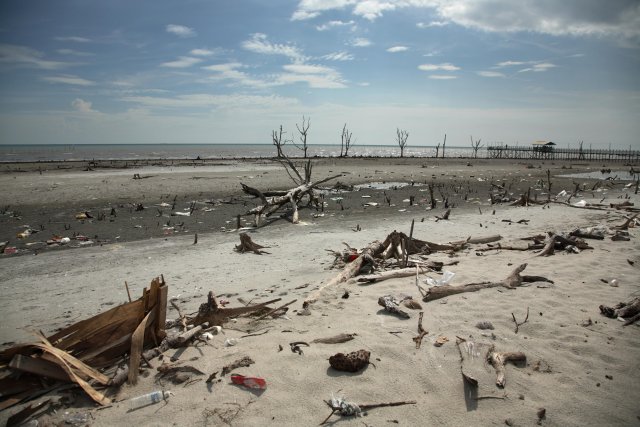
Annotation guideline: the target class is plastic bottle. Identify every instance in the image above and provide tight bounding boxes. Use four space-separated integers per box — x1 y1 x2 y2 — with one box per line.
128 390 172 410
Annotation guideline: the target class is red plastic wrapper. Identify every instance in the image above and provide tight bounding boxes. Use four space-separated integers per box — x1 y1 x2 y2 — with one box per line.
230 374 267 390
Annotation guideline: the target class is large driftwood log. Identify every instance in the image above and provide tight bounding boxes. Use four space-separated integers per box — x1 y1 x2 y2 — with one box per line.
352 266 427 284
304 241 385 307
422 263 552 302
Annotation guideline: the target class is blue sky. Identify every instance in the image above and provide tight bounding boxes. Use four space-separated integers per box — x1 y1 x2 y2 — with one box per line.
0 0 638 148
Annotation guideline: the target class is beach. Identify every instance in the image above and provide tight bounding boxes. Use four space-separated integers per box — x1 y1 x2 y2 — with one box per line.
1 157 639 426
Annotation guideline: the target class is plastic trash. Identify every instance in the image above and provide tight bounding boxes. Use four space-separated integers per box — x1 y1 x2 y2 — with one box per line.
425 270 456 287
60 237 71 244
557 190 568 197
573 200 587 207
609 279 619 287
63 412 91 426
128 390 173 410
224 338 238 347
230 374 267 390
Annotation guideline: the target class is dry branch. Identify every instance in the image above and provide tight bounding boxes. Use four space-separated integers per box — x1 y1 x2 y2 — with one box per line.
423 263 551 302
488 349 526 388
412 312 428 349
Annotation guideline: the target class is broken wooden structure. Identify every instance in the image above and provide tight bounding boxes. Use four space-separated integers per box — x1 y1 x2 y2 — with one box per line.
0 276 168 409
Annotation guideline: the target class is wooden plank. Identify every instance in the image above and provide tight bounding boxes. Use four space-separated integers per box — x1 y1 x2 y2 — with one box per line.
128 310 152 385
155 283 168 341
49 300 143 351
30 343 110 406
0 390 34 412
9 354 70 382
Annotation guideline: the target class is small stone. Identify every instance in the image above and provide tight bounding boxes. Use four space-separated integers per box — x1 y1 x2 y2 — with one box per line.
605 374 613 380
518 394 525 400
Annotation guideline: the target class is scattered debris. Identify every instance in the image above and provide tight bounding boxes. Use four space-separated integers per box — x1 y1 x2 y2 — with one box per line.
320 394 416 424
599 296 640 326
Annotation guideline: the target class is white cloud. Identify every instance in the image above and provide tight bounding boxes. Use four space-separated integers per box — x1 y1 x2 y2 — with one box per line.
190 48 217 56
43 74 95 86
57 48 94 57
122 93 298 110
496 60 527 68
55 36 91 43
418 63 460 71
322 51 354 61
387 46 408 53
417 21 448 28
353 1 398 21
518 63 557 73
203 62 271 88
351 37 372 47
161 56 202 68
166 24 196 38
316 20 355 31
291 1 640 42
279 63 346 88
291 0 355 21
428 75 458 80
0 44 72 70
242 33 304 60
477 71 505 78
71 98 96 113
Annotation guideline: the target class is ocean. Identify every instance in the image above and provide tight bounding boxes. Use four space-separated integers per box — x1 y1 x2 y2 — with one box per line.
0 143 477 162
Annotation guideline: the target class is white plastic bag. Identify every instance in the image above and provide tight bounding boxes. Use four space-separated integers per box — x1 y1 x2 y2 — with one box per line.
425 270 455 287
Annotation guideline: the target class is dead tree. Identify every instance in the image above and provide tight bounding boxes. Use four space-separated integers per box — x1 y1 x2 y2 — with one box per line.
396 128 409 157
434 142 440 158
470 135 483 158
340 123 354 157
272 125 287 158
442 133 447 158
241 147 341 226
294 116 310 158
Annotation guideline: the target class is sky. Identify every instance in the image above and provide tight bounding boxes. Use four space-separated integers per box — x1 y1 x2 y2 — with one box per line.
0 0 639 148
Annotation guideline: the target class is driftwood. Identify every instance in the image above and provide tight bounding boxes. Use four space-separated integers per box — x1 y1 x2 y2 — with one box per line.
221 356 255 376
511 307 530 333
242 167 341 226
378 295 410 318
599 296 640 326
353 266 427 284
304 240 385 307
311 333 356 344
412 312 428 349
235 233 269 254
321 397 417 424
488 349 526 387
423 263 552 302
188 291 281 327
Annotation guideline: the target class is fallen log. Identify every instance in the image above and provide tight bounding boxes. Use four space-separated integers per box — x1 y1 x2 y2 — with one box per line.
353 267 427 284
304 240 385 307
422 263 552 302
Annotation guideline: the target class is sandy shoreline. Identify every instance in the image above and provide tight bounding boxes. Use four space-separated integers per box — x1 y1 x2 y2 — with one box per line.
1 157 639 426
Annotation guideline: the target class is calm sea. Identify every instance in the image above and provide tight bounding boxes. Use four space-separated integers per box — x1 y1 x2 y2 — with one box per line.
0 144 477 162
